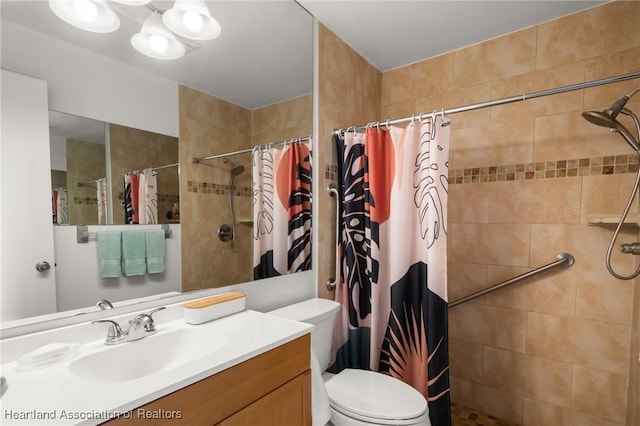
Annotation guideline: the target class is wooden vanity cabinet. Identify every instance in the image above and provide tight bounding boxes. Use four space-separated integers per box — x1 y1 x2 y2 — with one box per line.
106 334 311 426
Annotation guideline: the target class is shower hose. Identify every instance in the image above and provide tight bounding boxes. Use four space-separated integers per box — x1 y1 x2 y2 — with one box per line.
606 109 640 280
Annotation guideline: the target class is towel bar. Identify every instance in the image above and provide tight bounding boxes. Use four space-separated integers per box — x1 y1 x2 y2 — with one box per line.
76 224 172 244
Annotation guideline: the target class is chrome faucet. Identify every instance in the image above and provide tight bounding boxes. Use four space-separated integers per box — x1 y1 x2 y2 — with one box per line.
96 299 114 310
92 307 166 345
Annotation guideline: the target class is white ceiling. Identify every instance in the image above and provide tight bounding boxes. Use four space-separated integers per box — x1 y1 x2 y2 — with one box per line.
1 0 605 110
297 0 606 72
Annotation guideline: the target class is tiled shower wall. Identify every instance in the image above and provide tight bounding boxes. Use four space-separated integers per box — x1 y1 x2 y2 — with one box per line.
179 85 312 292
318 1 639 424
66 138 105 225
108 123 179 225
316 24 382 299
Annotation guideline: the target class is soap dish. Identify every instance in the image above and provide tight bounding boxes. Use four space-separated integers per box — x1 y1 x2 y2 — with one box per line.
17 343 79 371
183 291 246 324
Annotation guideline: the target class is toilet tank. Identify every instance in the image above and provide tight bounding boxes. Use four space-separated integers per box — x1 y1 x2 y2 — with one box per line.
268 298 340 371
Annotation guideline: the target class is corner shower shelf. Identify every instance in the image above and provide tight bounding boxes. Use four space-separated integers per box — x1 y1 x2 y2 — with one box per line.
587 215 640 226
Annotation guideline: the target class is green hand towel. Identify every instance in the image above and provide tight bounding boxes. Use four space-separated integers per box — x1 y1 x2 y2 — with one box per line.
97 231 122 278
145 229 165 274
121 231 146 276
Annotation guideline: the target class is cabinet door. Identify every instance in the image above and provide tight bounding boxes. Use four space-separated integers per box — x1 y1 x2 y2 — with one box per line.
217 371 311 426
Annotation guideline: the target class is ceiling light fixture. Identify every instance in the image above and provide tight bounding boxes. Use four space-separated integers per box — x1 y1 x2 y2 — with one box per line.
131 11 186 60
49 0 120 33
162 0 221 41
111 0 151 5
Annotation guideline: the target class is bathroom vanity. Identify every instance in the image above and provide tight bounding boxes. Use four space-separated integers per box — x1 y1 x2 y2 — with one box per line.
0 307 312 426
107 335 311 425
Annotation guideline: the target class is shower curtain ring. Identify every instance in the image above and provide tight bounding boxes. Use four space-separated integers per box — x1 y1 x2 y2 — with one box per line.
385 119 391 129
431 110 439 140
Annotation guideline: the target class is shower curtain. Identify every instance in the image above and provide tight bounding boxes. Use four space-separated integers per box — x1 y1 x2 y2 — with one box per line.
123 169 158 224
97 178 107 225
252 140 312 279
330 118 451 425
52 187 68 225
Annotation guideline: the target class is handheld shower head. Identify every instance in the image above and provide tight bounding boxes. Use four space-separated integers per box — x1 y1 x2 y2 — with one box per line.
222 158 245 177
230 162 245 177
582 86 640 153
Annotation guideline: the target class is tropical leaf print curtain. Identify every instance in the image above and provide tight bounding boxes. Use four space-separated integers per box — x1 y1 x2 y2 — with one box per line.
252 140 312 279
97 178 108 225
123 169 158 224
330 117 451 425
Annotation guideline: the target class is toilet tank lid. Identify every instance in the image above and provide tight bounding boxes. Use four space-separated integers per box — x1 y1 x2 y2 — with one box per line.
268 298 340 323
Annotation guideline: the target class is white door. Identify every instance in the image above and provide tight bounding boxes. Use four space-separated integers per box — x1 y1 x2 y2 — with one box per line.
1 70 57 322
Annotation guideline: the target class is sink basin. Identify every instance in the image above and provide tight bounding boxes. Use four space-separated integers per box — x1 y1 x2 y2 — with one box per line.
69 328 228 383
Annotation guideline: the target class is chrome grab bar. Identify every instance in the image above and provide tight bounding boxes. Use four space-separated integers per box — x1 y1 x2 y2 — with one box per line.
326 184 340 291
448 252 575 308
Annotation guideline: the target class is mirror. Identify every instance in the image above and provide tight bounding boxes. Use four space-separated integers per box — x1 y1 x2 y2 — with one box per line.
0 1 314 328
49 111 180 226
49 110 107 225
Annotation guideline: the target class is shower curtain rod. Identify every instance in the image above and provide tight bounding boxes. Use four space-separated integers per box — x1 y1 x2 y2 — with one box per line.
124 162 179 175
192 135 312 164
334 71 640 135
76 177 104 187
77 163 178 186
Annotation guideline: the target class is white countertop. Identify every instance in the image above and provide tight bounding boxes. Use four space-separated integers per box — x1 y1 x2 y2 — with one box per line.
0 310 312 425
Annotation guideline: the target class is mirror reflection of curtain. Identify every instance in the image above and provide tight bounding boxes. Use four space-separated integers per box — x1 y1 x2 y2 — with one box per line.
252 140 312 279
329 118 451 425
52 187 68 224
97 178 107 225
123 169 158 224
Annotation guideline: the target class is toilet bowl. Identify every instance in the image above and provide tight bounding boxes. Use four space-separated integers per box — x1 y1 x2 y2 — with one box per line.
268 298 431 426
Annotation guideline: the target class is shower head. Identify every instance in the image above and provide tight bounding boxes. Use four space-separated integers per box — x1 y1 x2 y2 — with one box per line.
582 86 640 153
581 110 624 129
230 162 245 177
222 158 245 177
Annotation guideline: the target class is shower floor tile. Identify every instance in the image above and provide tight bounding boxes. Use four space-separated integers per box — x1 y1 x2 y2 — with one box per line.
451 403 520 426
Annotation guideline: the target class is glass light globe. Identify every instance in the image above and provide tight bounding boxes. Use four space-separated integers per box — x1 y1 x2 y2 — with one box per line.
74 0 98 22
182 10 203 33
149 34 169 53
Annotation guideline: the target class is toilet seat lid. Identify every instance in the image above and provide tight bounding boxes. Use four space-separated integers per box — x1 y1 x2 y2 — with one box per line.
325 369 428 423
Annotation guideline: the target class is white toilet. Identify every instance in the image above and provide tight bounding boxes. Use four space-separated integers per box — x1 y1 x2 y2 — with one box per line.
268 298 431 426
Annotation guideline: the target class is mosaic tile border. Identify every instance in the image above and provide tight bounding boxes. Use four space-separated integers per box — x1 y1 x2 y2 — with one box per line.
73 197 98 205
187 180 252 197
450 155 638 184
325 164 339 181
326 155 639 185
117 193 180 203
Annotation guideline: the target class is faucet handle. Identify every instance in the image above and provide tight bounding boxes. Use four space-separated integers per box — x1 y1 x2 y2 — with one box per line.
146 307 166 331
96 299 113 310
132 306 166 333
91 319 126 345
147 306 166 319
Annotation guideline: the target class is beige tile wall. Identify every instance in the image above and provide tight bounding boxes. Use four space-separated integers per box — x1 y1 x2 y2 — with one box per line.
381 2 640 425
318 1 640 424
179 86 312 292
65 138 105 225
317 24 382 299
108 123 179 225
